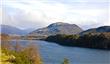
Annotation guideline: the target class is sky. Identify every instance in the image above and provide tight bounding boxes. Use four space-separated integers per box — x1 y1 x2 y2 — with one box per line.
0 0 110 30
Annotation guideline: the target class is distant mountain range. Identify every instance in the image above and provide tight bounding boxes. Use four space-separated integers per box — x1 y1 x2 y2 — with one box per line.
80 26 110 35
1 22 110 36
1 25 35 35
29 22 83 36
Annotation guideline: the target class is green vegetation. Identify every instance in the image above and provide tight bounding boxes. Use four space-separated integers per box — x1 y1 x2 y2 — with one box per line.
1 33 42 64
1 44 42 64
62 58 69 64
1 45 42 64
45 33 110 50
1 49 15 64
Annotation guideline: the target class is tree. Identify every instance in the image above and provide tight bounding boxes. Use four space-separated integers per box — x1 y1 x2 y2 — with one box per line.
22 43 42 64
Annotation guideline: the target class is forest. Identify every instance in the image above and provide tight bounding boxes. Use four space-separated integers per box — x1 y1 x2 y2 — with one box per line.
45 33 110 50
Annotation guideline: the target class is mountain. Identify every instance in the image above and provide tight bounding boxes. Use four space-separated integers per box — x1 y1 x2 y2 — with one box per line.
29 22 83 36
1 25 35 35
80 26 110 35
1 25 25 35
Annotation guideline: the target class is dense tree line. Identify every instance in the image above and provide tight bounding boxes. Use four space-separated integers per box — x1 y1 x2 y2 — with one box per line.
45 33 110 50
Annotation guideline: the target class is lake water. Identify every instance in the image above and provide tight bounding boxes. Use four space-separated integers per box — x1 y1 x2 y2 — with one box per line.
10 40 110 64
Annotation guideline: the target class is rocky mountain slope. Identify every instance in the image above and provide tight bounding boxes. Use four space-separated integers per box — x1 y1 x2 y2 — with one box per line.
29 22 83 36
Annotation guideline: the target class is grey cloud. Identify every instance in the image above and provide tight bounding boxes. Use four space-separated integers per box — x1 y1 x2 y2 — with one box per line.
2 7 47 29
1 0 109 30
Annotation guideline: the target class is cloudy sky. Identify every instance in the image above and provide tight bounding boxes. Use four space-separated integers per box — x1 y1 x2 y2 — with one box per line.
1 0 110 30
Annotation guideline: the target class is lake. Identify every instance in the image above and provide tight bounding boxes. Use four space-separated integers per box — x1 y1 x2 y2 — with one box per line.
10 40 110 64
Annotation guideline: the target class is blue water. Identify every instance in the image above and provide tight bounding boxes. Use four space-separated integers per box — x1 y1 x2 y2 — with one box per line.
10 40 110 64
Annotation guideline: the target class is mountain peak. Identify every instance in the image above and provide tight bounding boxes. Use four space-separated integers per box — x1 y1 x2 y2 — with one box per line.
47 22 79 29
48 22 69 27
53 22 69 25
30 22 83 36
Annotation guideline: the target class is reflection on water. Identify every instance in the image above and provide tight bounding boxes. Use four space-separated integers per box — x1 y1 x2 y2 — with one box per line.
10 40 110 64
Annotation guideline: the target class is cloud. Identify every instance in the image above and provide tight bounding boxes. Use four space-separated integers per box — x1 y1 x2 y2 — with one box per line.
1 0 110 29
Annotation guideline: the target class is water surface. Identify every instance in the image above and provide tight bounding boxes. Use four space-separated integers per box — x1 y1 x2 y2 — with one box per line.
11 40 110 64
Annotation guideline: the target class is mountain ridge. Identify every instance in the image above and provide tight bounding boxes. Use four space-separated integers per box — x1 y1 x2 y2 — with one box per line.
29 22 83 36
1 25 35 35
80 26 110 35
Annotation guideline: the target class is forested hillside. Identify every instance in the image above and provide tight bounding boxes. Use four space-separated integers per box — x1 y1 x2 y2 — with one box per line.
45 33 110 50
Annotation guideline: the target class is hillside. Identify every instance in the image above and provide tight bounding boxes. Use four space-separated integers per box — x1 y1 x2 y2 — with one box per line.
45 33 110 50
29 22 83 36
80 26 110 35
1 25 35 35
